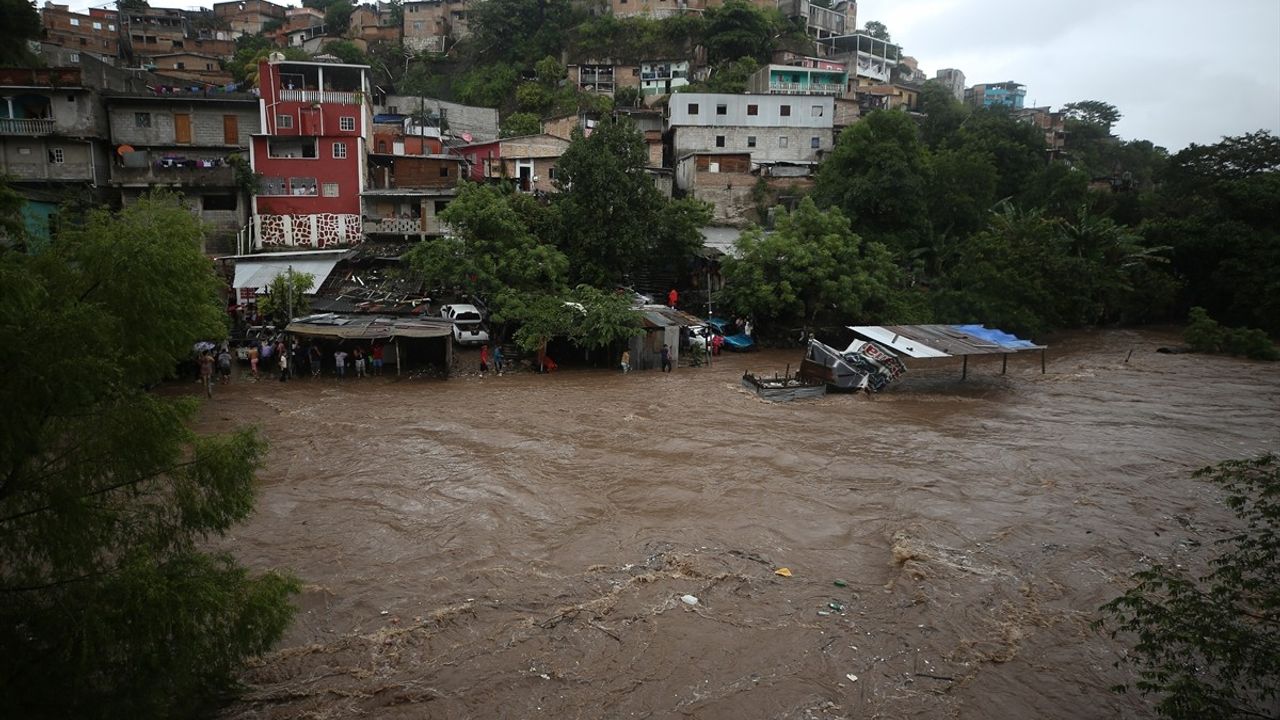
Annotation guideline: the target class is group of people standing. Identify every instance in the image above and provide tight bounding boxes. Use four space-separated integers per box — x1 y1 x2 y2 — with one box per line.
202 338 389 392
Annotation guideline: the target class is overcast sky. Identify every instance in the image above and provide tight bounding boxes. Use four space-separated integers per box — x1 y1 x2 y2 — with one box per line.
64 0 1280 150
859 0 1280 150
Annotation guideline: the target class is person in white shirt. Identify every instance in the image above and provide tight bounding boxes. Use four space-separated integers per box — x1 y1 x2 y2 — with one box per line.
333 349 348 379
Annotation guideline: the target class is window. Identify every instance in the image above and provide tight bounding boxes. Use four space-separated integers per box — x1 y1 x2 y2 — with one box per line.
48 148 64 164
134 112 151 128
261 176 286 195
339 116 355 131
778 136 788 148
69 53 80 62
687 103 698 114
747 136 756 148
78 38 87 46
66 94 75 102
92 21 101 29
810 136 820 148
434 200 450 214
172 40 184 48
811 105 824 117
715 135 725 148
322 182 339 197
288 177 317 195
780 105 791 117
205 63 213 70
70 17 80 26
175 62 185 69
747 104 758 116
412 20 423 30
275 114 293 129
548 166 557 180
333 142 347 159
108 23 115 30
439 164 449 177
716 104 727 115
202 194 236 211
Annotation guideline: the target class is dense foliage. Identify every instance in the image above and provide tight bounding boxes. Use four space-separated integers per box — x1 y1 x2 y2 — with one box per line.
1096 455 1279 720
0 193 298 717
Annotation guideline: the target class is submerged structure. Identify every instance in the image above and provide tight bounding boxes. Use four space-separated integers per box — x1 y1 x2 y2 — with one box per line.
800 324 1045 393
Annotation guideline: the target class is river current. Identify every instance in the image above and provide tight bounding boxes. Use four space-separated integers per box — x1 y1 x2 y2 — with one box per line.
200 328 1279 719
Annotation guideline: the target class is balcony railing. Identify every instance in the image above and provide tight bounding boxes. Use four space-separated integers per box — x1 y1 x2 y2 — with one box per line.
278 89 361 105
0 118 56 135
111 163 235 186
364 216 424 234
769 82 842 96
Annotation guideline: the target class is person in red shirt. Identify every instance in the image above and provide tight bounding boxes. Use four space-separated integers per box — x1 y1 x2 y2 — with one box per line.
667 288 678 308
479 344 489 376
371 343 384 375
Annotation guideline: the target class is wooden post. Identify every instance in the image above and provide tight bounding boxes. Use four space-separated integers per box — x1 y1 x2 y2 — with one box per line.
1041 349 1046 374
962 355 968 381
1002 353 1007 375
395 340 401 376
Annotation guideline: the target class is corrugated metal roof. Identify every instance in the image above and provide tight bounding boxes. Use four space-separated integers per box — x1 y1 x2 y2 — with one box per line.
849 325 1044 357
286 314 452 340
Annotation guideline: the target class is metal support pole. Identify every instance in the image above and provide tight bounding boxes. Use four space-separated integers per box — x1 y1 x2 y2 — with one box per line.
1041 349 1046 374
1002 353 1007 375
395 341 401 376
962 355 968 381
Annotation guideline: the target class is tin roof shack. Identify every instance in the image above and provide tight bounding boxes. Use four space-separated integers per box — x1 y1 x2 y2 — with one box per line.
379 95 499 144
105 90 259 253
627 305 705 372
286 313 454 376
227 248 349 307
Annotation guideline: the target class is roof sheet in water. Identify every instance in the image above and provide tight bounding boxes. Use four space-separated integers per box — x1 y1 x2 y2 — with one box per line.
849 325 1044 358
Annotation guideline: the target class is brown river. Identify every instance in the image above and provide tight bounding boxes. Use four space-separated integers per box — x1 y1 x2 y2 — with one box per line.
198 328 1279 720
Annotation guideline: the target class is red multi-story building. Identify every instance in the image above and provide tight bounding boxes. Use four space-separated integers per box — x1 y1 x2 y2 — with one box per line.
249 55 370 249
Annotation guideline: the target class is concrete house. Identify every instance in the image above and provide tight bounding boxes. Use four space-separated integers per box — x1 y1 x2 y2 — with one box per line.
667 93 834 164
248 56 372 249
457 133 570 194
105 91 260 253
0 66 111 236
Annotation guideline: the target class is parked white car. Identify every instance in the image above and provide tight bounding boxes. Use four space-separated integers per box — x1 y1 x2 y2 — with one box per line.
439 303 490 345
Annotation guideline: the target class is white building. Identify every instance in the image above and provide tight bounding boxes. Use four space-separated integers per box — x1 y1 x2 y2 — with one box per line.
667 93 835 164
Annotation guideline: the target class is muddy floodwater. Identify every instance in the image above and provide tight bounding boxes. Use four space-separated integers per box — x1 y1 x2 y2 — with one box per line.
200 328 1279 720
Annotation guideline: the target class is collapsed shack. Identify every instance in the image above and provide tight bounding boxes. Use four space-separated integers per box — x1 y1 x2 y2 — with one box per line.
742 367 826 402
800 324 1045 393
285 314 454 376
312 241 433 316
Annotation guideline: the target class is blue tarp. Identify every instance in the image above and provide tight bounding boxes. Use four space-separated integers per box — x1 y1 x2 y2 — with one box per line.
949 325 1039 351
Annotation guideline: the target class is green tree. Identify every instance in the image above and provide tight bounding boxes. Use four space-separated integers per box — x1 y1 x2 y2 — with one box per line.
863 20 891 41
1097 455 1280 720
553 117 708 285
501 111 542 138
950 107 1047 201
614 85 641 108
256 269 314 324
1062 100 1122 133
322 40 367 65
702 0 775 63
917 79 969 149
406 182 568 324
677 57 760 94
0 179 27 249
456 63 520 108
0 192 298 717
720 197 904 330
815 109 932 258
323 0 355 31
469 0 587 65
508 285 642 354
0 0 41 66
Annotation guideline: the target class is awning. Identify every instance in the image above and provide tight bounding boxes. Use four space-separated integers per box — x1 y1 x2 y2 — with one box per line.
232 252 344 295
